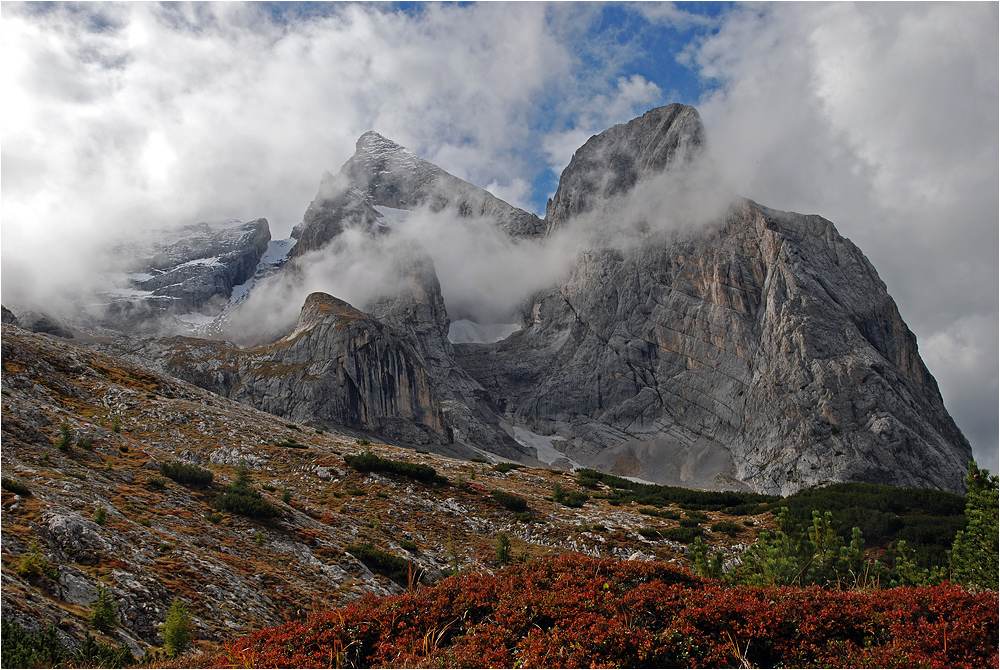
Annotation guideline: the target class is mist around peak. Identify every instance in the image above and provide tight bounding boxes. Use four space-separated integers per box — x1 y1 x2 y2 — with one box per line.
220 141 737 344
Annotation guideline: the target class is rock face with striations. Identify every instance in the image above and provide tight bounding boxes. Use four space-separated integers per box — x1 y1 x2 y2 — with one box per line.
544 104 706 234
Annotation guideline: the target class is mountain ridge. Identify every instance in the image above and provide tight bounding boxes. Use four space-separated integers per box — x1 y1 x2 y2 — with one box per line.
3 103 973 496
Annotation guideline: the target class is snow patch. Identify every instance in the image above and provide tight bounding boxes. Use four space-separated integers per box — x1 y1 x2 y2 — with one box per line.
174 313 217 326
229 238 297 306
372 205 413 228
448 319 521 344
510 425 582 469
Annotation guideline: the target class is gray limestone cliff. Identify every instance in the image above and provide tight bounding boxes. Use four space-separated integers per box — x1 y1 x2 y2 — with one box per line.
457 200 971 494
452 104 970 494
544 104 705 234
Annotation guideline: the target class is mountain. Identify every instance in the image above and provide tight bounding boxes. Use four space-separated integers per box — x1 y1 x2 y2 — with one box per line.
5 104 973 497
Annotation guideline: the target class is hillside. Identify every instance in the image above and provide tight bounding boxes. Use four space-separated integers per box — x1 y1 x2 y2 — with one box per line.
1 324 766 659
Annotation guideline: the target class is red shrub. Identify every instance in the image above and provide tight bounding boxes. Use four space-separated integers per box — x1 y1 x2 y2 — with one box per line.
203 554 998 669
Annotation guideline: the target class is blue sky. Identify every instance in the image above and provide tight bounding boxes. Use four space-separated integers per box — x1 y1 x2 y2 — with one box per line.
2 2 997 472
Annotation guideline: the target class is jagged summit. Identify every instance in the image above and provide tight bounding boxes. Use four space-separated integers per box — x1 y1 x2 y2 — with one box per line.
292 130 545 257
545 103 706 233
285 291 363 339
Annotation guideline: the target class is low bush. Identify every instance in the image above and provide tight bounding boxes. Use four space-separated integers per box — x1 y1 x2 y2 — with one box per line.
346 542 413 586
577 468 778 510
1 477 30 496
1 619 135 668
160 461 214 487
662 526 704 542
711 521 742 537
344 451 446 485
211 466 278 519
492 462 523 474
15 541 58 583
2 620 69 668
207 554 998 670
577 470 601 489
492 490 528 513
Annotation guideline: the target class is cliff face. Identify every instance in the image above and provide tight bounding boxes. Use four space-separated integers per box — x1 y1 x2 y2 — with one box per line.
457 199 970 494
116 293 450 446
101 218 272 331
544 104 705 234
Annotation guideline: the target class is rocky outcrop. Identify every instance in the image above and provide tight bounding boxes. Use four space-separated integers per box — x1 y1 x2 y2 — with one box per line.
16 310 74 339
458 200 971 494
95 289 530 460
124 293 450 445
1 305 18 325
292 131 544 257
102 218 271 329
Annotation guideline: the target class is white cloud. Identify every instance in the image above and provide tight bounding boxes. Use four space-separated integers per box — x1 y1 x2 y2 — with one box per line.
1 2 574 303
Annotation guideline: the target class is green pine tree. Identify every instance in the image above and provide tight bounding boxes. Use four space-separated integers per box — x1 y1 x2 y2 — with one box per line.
88 582 118 633
160 598 194 658
950 462 999 590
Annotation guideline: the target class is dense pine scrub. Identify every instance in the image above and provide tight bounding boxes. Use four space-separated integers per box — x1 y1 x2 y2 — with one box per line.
344 450 447 485
205 553 998 669
160 460 214 487
773 481 967 567
345 543 414 586
211 465 278 519
581 468 973 568
575 468 778 510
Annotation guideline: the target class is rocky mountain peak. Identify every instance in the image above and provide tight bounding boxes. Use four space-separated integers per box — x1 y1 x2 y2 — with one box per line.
355 130 409 158
286 291 366 339
545 103 706 233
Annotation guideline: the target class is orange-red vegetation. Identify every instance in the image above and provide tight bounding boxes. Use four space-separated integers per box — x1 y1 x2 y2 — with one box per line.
204 553 998 669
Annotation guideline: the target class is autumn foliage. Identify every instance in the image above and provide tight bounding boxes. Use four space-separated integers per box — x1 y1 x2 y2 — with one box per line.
205 553 997 669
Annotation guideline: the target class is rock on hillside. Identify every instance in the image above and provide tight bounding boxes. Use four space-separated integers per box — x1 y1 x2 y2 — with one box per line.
1 323 728 657
92 292 529 460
